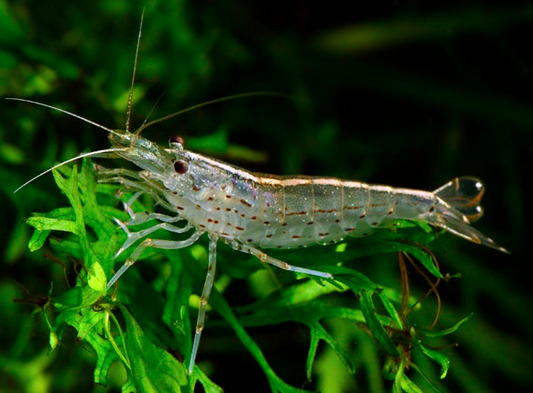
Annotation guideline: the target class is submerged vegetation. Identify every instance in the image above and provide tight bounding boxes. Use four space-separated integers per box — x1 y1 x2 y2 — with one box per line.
1 1 531 392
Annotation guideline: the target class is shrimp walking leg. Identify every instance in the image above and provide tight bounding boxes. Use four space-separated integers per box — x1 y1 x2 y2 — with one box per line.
100 175 160 198
99 174 176 211
112 194 192 256
113 218 193 257
107 231 203 289
96 166 141 179
224 240 333 279
189 233 218 375
122 205 189 226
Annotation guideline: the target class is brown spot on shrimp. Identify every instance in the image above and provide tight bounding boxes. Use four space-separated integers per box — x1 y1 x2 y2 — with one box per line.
287 211 307 216
235 226 245 231
240 199 252 207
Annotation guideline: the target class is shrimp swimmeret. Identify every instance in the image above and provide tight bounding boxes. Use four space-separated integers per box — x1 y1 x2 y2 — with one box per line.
10 16 508 377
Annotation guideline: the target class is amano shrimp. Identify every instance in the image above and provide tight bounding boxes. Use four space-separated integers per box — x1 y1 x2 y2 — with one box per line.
95 129 510 375
10 15 508 377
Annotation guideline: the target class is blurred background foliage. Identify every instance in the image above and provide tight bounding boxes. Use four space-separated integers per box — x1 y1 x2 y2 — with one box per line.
0 0 531 392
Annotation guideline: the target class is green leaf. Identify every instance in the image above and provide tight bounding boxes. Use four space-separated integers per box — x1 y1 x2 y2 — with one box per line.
27 228 50 251
419 313 473 338
394 245 443 279
53 287 84 310
121 379 137 393
306 322 355 380
91 323 121 386
410 363 446 393
119 305 187 392
417 343 451 379
88 261 107 293
26 216 79 234
163 255 192 356
400 374 424 393
411 328 451 379
360 289 399 356
378 290 404 329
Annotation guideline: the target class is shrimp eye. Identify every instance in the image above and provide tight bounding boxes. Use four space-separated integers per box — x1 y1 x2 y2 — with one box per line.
169 135 185 147
174 160 188 174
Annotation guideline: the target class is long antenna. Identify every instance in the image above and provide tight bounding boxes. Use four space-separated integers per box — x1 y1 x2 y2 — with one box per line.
126 8 145 134
139 91 166 131
134 91 287 136
13 147 127 193
5 98 120 136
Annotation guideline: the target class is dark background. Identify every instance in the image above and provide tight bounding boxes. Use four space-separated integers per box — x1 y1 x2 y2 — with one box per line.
0 1 531 392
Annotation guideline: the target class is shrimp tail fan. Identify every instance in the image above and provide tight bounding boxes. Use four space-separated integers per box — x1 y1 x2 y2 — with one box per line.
429 177 509 253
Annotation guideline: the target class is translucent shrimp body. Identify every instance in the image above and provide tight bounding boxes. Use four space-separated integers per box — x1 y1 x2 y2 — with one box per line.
100 128 507 375
107 129 506 253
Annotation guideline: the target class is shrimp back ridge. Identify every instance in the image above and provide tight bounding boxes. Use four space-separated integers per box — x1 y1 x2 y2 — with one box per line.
106 128 507 253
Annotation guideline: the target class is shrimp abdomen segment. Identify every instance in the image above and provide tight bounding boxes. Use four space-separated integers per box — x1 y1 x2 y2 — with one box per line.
256 176 347 247
253 177 433 249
